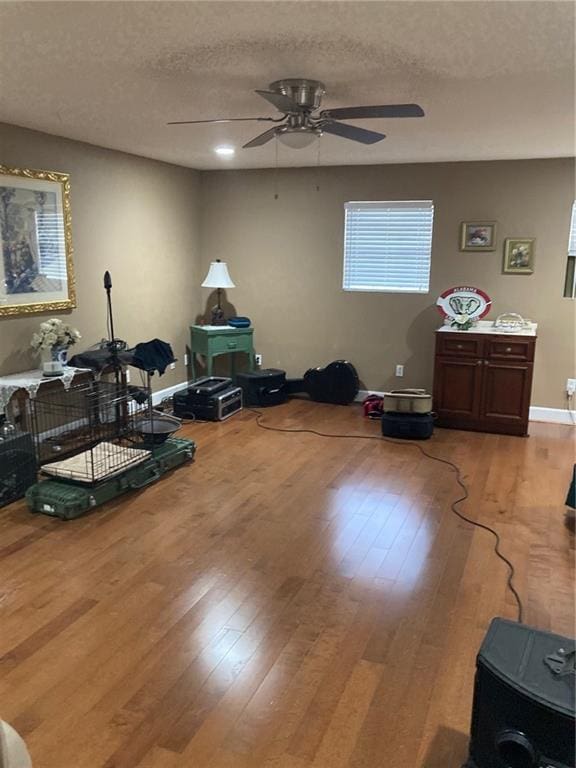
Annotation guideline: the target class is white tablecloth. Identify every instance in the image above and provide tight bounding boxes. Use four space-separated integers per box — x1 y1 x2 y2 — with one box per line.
0 367 90 412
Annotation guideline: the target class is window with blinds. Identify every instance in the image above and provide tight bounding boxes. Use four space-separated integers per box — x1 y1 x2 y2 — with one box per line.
343 200 434 293
35 211 67 283
565 200 576 298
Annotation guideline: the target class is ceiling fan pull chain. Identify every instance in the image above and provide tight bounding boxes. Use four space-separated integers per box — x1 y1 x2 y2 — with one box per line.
274 138 279 200
315 134 321 192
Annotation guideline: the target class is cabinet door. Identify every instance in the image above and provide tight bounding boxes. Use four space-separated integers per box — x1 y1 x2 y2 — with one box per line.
434 357 484 424
480 361 533 434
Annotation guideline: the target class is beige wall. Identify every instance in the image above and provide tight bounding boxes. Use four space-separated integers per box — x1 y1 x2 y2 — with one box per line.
199 158 575 410
0 122 200 392
1 124 573 412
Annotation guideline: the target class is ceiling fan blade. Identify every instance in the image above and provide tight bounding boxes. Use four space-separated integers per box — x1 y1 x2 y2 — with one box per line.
321 121 385 145
320 104 425 120
167 116 276 125
243 126 280 148
255 89 300 113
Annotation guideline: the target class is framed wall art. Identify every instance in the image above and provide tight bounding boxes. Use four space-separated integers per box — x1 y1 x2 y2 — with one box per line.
0 164 76 317
503 238 535 274
460 221 497 251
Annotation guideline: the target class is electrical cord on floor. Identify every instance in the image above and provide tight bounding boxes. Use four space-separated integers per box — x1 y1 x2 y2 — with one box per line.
248 407 524 624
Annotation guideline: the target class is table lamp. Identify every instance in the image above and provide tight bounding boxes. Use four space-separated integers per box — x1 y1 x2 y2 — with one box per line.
201 259 235 325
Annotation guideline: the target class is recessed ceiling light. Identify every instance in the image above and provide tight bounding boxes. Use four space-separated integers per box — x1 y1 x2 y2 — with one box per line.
214 145 235 156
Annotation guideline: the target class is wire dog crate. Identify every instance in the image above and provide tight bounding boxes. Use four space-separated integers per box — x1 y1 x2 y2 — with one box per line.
28 378 151 484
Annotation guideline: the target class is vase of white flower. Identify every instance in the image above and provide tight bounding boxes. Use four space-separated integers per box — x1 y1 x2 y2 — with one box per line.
31 319 81 376
450 313 474 331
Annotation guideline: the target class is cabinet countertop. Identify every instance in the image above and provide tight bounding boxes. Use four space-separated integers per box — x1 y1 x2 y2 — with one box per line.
436 321 538 337
191 325 253 333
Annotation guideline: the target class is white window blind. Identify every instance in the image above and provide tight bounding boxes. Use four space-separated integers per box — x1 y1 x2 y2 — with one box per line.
35 211 66 282
568 201 576 257
343 200 434 293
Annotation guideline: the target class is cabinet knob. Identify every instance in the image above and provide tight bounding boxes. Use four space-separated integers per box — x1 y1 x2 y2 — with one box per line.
505 347 512 353
477 360 482 366
457 344 463 350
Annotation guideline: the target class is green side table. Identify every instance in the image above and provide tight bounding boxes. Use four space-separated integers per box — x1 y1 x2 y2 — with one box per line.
190 325 255 380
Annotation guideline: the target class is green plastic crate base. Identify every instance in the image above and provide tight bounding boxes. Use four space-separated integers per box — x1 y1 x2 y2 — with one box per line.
26 437 196 520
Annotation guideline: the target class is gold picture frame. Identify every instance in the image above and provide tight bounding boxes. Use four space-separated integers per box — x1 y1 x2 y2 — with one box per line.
460 221 497 251
503 238 535 274
0 164 76 317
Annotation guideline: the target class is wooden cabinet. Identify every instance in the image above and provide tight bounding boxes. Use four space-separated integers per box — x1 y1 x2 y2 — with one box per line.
433 331 537 436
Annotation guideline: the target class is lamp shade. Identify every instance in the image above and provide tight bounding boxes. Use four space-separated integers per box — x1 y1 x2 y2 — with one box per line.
201 260 235 289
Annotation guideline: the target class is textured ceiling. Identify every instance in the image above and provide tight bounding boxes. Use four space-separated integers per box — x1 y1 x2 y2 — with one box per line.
0 1 574 170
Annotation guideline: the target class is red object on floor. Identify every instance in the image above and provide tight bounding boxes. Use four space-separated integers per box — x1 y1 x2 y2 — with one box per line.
363 394 383 419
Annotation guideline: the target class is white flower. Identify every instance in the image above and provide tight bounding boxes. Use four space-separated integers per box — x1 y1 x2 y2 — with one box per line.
32 318 81 351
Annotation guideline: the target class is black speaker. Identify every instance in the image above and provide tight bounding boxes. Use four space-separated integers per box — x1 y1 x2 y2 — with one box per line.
464 618 575 768
235 369 288 407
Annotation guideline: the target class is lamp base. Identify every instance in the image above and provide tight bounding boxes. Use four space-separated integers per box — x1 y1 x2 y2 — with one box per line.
209 306 226 325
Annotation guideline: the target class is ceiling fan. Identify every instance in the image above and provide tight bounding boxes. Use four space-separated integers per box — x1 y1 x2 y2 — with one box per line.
168 78 424 149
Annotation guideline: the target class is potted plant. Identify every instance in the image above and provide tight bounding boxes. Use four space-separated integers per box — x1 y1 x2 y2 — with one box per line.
31 318 81 376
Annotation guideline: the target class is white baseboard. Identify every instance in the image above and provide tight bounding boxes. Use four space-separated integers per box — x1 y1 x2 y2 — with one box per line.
154 385 575 426
355 389 384 402
529 406 575 426
355 390 575 426
152 380 190 406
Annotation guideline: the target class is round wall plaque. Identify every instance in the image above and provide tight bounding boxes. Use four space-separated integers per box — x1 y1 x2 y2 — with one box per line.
436 286 492 319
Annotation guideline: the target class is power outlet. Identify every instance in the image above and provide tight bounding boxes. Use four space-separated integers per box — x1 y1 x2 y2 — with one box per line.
125 368 131 383
184 353 189 366
395 364 404 377
170 362 176 371
567 378 576 397
255 354 263 366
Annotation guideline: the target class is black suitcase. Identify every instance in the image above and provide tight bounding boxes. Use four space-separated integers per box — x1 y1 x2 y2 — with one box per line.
0 431 37 508
235 369 287 407
381 412 434 440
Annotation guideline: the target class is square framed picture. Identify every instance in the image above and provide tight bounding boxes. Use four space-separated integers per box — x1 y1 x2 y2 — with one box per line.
460 221 497 251
503 238 535 274
0 164 76 317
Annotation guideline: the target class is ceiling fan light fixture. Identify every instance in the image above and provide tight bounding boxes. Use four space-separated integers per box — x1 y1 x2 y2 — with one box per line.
277 127 319 149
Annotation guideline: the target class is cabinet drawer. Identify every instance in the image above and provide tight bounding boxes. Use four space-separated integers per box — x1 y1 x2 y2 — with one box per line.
437 335 484 358
486 338 534 362
209 333 252 355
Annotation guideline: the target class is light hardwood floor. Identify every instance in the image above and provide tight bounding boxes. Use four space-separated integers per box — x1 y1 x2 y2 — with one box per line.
0 400 574 768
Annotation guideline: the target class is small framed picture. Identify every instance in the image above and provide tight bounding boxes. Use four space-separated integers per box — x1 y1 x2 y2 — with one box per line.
460 221 497 251
503 238 535 274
